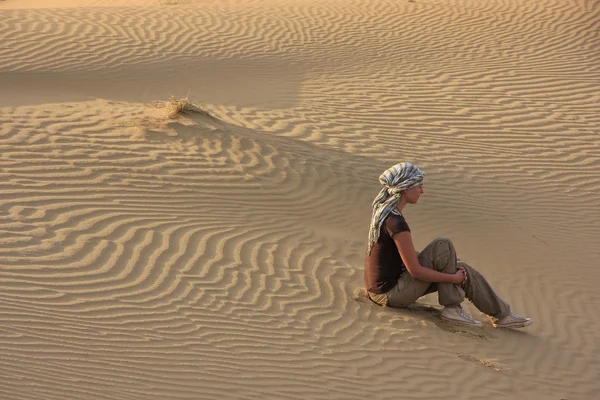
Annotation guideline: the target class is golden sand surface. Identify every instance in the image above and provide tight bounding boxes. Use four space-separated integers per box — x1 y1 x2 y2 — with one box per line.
0 1 599 399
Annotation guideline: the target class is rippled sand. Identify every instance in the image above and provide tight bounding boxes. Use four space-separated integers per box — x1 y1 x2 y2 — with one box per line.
1 1 599 399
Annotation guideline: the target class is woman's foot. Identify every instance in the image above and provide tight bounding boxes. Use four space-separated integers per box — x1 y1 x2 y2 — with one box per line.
492 312 533 328
441 305 483 327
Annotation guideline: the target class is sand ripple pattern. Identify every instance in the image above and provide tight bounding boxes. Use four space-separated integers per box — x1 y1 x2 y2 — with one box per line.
0 102 390 400
1 0 599 399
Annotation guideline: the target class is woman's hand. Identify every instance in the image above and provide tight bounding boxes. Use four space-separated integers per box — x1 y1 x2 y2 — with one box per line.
452 266 467 285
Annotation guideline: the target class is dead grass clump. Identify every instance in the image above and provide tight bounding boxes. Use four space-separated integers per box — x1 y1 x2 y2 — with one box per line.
155 95 210 119
166 96 195 118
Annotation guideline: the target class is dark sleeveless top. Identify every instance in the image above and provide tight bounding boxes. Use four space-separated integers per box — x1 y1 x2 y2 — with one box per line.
364 214 410 294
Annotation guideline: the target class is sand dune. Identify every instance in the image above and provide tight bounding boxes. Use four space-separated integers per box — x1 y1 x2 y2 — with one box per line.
1 0 599 399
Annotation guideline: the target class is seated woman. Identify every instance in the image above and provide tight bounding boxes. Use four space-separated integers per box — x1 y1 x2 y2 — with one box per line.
365 162 532 328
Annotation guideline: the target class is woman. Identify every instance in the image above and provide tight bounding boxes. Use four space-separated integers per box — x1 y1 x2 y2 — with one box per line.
364 162 532 328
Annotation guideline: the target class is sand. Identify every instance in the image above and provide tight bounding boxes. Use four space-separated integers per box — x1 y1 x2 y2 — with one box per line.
0 0 599 399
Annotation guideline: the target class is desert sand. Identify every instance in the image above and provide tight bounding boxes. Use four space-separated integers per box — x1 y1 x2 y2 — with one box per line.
0 0 599 399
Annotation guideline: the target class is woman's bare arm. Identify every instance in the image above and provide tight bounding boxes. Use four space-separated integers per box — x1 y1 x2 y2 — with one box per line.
393 231 464 284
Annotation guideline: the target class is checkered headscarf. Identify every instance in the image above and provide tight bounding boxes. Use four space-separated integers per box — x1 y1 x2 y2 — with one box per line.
367 162 424 254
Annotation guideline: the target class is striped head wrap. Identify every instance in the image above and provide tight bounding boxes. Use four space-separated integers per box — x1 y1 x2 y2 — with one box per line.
367 162 424 254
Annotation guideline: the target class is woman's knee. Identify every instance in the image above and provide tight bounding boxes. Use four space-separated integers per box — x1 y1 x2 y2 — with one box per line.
434 237 455 253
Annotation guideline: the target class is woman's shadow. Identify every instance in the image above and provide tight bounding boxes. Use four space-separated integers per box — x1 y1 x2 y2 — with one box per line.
355 288 501 339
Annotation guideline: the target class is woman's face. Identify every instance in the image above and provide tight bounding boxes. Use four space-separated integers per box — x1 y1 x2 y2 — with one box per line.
403 184 424 204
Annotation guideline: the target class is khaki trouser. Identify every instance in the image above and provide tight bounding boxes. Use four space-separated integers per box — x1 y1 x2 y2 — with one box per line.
369 237 510 319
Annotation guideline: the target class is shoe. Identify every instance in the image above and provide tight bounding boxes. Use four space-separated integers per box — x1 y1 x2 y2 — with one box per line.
493 312 533 328
440 305 483 327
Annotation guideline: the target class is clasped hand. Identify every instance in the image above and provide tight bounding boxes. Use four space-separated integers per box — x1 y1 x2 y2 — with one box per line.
453 266 467 285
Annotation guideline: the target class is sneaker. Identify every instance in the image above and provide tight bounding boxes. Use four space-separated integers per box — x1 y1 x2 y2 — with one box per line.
493 312 533 328
440 305 483 327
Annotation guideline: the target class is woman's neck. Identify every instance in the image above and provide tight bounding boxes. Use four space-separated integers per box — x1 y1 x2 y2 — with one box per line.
395 200 407 213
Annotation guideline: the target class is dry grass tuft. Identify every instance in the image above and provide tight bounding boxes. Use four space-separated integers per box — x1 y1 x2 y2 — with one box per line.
155 95 210 119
